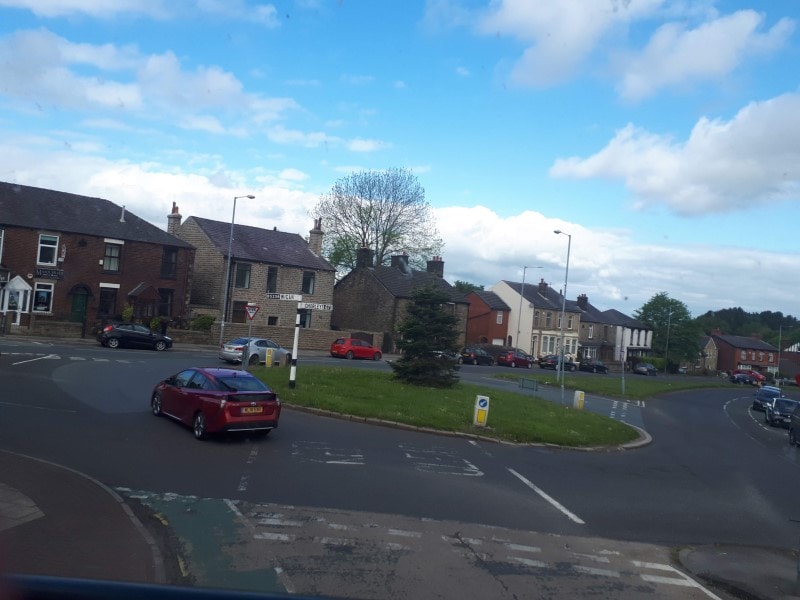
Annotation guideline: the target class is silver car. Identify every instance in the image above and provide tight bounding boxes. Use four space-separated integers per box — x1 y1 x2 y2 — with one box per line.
219 337 291 366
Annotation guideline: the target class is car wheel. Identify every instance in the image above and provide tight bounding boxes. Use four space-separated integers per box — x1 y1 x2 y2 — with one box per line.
457 357 464 364
249 354 260 366
592 367 597 373
154 340 167 351
526 362 532 369
510 361 516 368
345 350 355 360
151 392 162 416
373 352 382 361
107 337 120 349
790 428 798 446
570 365 576 372
193 412 207 440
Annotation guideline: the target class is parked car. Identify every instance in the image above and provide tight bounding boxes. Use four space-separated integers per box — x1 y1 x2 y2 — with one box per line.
330 337 382 360
219 337 290 366
579 359 609 374
789 405 800 446
151 367 281 440
458 347 495 366
633 362 658 376
97 322 172 351
496 349 534 369
539 354 577 371
734 369 766 383
432 350 460 361
730 372 757 385
752 385 782 411
764 397 799 428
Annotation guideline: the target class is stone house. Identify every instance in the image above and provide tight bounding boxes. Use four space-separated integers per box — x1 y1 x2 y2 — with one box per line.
574 294 652 366
331 249 469 353
465 290 511 346
0 181 194 333
170 208 335 343
490 278 581 359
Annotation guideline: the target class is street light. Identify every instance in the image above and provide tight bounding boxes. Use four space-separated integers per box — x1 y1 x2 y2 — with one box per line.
778 325 790 384
219 194 255 345
515 266 543 353
554 229 571 405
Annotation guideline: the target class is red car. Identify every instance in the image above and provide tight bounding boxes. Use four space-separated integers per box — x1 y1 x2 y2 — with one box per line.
330 337 383 360
734 369 766 383
151 367 281 440
496 350 534 369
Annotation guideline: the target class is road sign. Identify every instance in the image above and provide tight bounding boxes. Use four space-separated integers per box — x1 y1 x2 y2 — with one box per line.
245 305 260 320
265 293 303 301
473 395 490 427
298 302 333 311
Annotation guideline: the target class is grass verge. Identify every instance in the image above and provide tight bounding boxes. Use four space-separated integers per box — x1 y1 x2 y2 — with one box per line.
254 365 641 447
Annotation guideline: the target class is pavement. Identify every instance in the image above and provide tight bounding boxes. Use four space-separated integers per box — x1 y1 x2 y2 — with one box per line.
1 336 799 598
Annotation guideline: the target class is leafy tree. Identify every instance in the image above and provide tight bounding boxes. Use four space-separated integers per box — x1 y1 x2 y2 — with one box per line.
634 292 700 372
312 168 443 276
390 286 460 388
454 280 483 294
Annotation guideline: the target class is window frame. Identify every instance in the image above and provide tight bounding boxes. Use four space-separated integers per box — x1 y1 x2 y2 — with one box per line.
32 282 54 313
235 263 251 289
161 247 178 278
103 242 122 272
301 271 315 295
38 234 59 266
266 266 278 293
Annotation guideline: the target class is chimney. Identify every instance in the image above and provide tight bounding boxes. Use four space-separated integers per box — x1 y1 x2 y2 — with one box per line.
308 218 324 256
577 294 588 310
538 278 548 294
120 205 126 223
391 253 411 275
356 246 374 269
426 255 444 278
167 202 182 234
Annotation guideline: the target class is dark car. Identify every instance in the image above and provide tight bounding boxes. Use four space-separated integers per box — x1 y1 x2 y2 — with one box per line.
752 385 782 411
633 362 658 376
539 354 577 371
730 372 757 385
458 347 495 366
496 349 534 369
579 359 609 374
764 397 799 428
432 350 460 361
97 322 172 351
330 337 382 360
151 367 281 440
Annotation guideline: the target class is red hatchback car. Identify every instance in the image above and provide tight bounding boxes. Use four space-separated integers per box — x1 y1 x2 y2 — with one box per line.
330 337 382 360
151 367 281 440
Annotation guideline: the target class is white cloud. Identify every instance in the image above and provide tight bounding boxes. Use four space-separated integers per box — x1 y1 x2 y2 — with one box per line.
0 0 169 18
266 125 340 148
617 11 795 101
550 92 800 215
347 138 389 153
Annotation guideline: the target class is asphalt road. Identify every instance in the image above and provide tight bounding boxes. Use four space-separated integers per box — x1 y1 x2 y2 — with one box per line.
2 337 799 598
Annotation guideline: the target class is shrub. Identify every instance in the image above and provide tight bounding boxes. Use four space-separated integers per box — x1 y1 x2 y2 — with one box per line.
122 304 134 322
190 314 215 331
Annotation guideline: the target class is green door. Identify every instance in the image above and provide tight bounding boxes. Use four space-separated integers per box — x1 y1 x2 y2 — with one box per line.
70 292 88 323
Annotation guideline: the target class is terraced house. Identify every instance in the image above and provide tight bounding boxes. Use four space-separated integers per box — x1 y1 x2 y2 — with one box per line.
0 182 194 335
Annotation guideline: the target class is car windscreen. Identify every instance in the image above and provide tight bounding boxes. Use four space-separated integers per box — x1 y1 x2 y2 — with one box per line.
216 376 270 392
773 399 797 412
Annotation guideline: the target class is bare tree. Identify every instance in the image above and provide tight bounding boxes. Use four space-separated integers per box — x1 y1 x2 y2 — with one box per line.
312 169 443 274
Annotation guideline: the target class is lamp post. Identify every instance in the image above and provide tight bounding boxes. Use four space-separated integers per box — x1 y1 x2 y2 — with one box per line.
664 307 673 374
219 194 255 345
554 230 571 405
778 325 790 384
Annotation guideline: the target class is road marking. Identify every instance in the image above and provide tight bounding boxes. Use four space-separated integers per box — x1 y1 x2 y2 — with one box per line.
255 532 294 542
509 556 547 568
0 401 77 413
237 445 259 492
11 353 59 365
570 552 610 563
506 468 585 524
274 567 296 594
574 565 620 578
400 444 484 476
388 528 422 538
632 561 724 599
504 543 541 553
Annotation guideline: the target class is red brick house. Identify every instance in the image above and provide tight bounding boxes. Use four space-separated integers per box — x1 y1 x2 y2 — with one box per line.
0 181 194 333
465 290 510 346
711 331 778 376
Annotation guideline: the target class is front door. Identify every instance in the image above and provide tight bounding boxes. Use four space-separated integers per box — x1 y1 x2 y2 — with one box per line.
70 291 88 323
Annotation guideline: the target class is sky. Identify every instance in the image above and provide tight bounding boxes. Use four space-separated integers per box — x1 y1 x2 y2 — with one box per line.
1 0 798 320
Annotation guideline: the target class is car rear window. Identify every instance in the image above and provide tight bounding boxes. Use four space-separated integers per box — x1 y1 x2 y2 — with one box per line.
216 376 270 392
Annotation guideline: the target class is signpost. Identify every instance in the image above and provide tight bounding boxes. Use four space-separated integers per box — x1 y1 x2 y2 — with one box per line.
289 300 333 388
243 303 259 369
473 395 490 427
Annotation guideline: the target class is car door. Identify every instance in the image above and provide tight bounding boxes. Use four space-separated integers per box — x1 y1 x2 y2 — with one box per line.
161 369 196 421
128 324 152 348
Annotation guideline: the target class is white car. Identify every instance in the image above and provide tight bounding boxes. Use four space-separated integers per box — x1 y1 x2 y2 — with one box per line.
219 337 291 366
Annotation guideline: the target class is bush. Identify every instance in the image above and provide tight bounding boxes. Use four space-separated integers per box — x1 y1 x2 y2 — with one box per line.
190 314 215 331
121 304 134 322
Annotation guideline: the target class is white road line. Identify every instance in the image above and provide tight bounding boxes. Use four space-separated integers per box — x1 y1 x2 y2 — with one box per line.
258 518 303 527
632 561 724 599
504 543 541 554
574 565 620 578
506 468 585 524
387 529 422 538
11 353 59 365
570 552 610 563
0 401 77 413
509 556 547 568
274 567 296 594
255 532 294 542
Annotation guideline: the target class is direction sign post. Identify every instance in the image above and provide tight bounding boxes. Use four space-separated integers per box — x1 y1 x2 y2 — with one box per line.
243 303 259 369
289 299 333 388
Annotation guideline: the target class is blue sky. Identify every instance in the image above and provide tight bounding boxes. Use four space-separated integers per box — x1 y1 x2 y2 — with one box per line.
1 0 798 319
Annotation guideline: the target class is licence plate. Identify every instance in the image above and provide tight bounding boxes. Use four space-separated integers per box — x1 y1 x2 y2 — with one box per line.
242 406 263 414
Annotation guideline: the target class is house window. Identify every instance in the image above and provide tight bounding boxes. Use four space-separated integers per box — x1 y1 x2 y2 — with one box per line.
232 300 248 323
266 267 278 293
740 350 746 360
268 316 278 326
588 325 594 339
104 243 122 272
769 353 774 363
98 287 118 316
299 308 311 328
161 247 178 278
496 311 503 325
545 312 552 328
567 315 573 330
235 263 251 288
603 325 608 340
33 283 54 313
38 234 59 265
302 271 315 295
534 311 539 327
158 289 174 317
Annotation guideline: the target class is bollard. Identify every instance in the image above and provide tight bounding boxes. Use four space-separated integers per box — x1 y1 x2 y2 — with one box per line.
573 390 585 410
